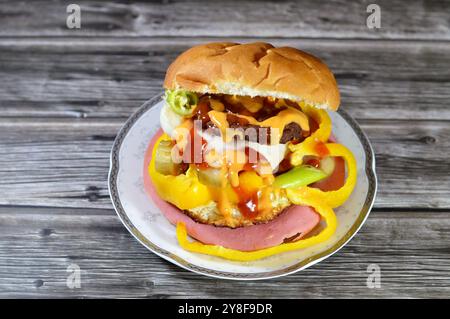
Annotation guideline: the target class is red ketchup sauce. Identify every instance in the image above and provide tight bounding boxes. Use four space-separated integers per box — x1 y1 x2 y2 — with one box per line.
314 141 330 157
234 186 260 219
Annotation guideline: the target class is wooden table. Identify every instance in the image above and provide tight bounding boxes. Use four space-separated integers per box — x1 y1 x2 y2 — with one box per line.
0 0 449 298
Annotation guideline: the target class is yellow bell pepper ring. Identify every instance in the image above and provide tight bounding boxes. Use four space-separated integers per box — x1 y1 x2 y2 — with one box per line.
176 195 337 262
289 105 332 165
148 134 213 210
300 103 332 144
289 143 357 208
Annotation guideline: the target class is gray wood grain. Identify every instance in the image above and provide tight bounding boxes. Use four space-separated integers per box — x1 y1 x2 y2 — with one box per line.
1 38 450 121
0 0 449 40
0 38 449 210
0 206 449 298
0 0 449 299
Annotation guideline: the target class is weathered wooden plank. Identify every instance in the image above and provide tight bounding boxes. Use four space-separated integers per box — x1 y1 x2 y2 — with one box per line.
1 38 450 121
0 38 449 209
0 0 449 40
0 207 448 298
0 119 449 210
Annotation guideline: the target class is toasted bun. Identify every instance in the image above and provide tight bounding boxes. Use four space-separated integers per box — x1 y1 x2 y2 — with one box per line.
164 42 340 111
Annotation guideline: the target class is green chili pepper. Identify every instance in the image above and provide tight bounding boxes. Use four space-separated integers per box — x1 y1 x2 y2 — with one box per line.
273 165 327 189
165 89 198 116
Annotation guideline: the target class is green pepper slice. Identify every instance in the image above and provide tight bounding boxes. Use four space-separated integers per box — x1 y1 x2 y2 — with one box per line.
165 89 198 116
273 165 327 189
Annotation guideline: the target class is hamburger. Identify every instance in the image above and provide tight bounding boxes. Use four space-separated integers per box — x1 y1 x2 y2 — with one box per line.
144 42 357 261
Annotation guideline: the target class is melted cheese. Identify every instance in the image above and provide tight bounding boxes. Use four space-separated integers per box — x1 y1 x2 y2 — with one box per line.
226 150 246 187
209 165 237 223
224 95 264 113
173 119 193 152
208 111 229 140
209 99 225 112
208 107 309 144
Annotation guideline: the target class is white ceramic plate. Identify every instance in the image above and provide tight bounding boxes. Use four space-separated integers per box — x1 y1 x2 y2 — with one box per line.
109 93 377 280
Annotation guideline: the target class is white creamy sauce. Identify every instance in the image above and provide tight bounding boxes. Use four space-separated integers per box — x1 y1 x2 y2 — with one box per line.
160 102 183 137
199 131 287 171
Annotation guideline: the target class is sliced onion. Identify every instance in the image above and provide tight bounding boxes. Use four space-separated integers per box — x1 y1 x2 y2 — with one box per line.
196 167 223 187
320 156 336 176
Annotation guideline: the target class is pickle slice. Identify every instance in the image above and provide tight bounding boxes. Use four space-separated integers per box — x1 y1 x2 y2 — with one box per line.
154 140 183 176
